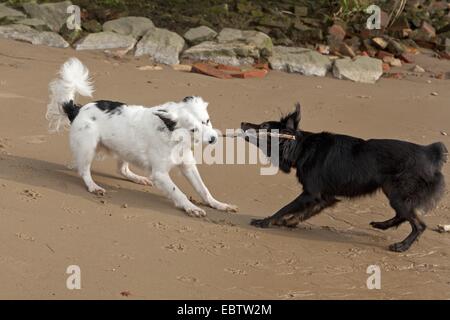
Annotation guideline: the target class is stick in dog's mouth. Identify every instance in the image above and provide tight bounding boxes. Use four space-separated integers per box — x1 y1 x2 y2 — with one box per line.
220 131 296 140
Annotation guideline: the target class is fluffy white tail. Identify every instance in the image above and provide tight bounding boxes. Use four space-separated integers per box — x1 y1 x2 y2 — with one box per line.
46 57 94 132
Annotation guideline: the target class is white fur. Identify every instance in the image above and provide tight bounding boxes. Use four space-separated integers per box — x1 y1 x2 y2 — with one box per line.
46 58 93 132
47 57 237 216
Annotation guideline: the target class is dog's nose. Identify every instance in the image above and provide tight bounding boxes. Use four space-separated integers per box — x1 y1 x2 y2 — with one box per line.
209 136 216 144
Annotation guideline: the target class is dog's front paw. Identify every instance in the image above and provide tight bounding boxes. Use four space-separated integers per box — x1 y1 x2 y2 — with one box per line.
251 218 272 228
88 185 106 196
134 176 153 186
184 205 206 218
211 201 238 213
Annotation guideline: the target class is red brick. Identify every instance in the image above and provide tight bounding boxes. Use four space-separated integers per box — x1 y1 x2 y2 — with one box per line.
231 69 268 79
216 64 242 72
191 63 232 79
376 50 394 60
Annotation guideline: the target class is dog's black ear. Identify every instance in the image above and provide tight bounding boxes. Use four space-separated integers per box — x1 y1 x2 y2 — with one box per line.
154 110 177 131
284 103 301 130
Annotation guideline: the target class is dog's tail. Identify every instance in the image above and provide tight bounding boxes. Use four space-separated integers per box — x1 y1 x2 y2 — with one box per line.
427 142 448 170
46 57 93 132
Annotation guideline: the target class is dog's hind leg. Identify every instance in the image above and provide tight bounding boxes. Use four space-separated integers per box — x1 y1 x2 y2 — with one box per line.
70 126 105 195
251 192 336 228
370 215 405 230
117 160 152 186
389 211 426 252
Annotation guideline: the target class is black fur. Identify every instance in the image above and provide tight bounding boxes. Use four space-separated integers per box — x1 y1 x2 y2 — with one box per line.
95 100 125 115
241 103 447 252
155 110 177 131
182 96 193 103
62 100 82 123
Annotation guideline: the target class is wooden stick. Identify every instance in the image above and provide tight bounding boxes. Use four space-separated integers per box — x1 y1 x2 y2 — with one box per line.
220 131 296 140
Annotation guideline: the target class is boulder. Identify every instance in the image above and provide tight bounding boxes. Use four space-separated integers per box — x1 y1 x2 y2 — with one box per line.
22 1 71 32
75 32 136 50
0 3 25 19
181 41 256 66
333 56 383 83
269 46 332 77
0 24 69 48
103 16 154 39
183 26 217 45
135 27 185 65
217 28 273 57
16 18 50 31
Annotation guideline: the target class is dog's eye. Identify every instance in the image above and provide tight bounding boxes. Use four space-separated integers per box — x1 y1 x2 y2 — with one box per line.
191 128 198 133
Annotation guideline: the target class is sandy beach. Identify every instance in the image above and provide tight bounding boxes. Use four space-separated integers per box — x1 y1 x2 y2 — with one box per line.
0 38 449 299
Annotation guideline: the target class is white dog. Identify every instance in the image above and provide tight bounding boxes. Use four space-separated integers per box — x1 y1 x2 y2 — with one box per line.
46 57 237 217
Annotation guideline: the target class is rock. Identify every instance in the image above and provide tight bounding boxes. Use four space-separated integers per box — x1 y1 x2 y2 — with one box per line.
82 19 102 33
387 38 406 56
23 0 72 32
339 43 356 58
388 58 402 67
371 37 388 49
217 28 273 57
270 29 293 46
135 27 185 65
182 41 256 66
333 56 383 83
430 92 438 96
269 46 332 77
183 26 217 45
0 3 25 19
328 24 346 41
75 32 136 50
0 24 69 48
411 65 425 73
15 18 49 31
103 16 154 39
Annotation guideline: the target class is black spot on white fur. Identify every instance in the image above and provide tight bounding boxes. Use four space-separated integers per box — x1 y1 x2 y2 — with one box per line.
182 96 193 103
62 100 82 123
95 100 125 115
155 112 177 131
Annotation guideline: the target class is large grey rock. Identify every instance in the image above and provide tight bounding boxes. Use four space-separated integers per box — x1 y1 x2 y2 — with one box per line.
22 0 71 32
217 28 273 57
269 46 332 77
135 27 185 65
103 16 154 39
75 32 136 50
0 24 69 48
333 56 383 83
183 26 217 44
181 41 257 66
16 18 50 31
0 3 25 19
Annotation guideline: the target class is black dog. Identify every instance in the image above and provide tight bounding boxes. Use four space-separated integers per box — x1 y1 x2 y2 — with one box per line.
241 104 447 252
